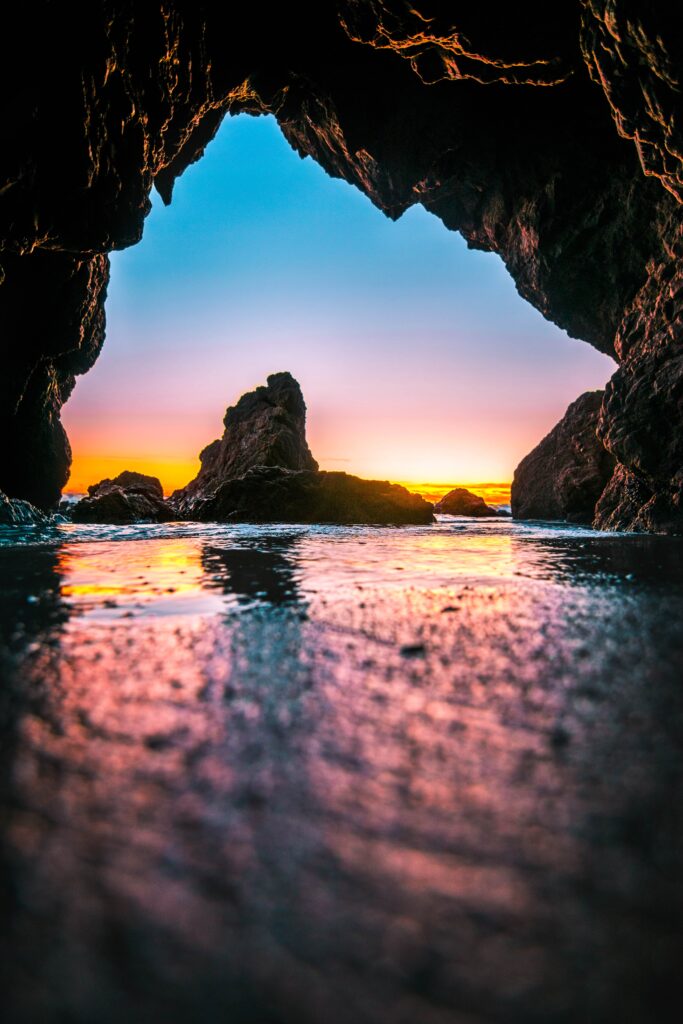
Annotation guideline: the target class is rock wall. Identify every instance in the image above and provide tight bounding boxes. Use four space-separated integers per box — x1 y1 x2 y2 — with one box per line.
511 391 616 523
0 3 681 526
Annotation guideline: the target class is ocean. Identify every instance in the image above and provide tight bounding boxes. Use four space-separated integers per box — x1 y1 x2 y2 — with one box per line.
1 516 682 1022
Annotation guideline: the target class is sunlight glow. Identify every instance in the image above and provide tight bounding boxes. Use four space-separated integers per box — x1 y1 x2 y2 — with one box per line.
67 455 200 496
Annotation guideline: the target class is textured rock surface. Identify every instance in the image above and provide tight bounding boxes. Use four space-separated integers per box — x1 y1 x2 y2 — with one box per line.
0 3 682 526
435 487 499 517
0 490 48 526
580 2 683 203
173 373 318 515
188 465 433 525
89 471 165 501
0 252 108 509
71 471 173 524
594 236 683 533
594 464 683 534
512 391 616 524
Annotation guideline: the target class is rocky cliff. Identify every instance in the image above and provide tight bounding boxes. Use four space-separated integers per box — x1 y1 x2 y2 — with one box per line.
0 3 681 528
512 391 617 524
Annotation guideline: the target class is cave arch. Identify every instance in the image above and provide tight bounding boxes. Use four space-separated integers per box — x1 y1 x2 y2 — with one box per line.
1 3 681 529
61 110 614 501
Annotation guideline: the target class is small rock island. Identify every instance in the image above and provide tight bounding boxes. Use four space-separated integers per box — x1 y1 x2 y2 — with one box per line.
71 471 175 524
434 487 508 518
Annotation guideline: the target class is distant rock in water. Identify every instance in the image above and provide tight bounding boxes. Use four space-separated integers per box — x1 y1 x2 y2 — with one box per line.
0 489 49 525
173 372 318 515
71 471 174 524
88 471 164 501
187 466 434 525
511 391 616 524
435 487 501 518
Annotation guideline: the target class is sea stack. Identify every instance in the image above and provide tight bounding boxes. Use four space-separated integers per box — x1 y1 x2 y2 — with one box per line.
172 372 318 515
170 373 433 525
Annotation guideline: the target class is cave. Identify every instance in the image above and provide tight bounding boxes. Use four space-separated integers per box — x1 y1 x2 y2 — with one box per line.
1 2 681 530
2 8 683 1021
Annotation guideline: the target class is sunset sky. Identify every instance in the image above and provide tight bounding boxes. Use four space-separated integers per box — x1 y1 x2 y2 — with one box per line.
63 113 615 497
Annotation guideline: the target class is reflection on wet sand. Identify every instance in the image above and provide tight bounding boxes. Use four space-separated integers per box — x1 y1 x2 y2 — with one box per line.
56 538 223 618
202 533 303 606
0 544 66 647
0 520 682 1024
510 529 683 585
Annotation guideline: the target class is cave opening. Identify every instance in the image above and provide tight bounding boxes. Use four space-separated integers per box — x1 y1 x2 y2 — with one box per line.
61 112 615 507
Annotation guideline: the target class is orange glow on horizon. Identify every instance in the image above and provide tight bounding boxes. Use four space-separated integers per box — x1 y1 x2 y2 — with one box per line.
395 481 511 506
66 452 510 507
66 454 201 497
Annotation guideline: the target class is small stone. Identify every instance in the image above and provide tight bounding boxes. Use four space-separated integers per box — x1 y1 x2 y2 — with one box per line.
400 643 427 658
550 725 571 749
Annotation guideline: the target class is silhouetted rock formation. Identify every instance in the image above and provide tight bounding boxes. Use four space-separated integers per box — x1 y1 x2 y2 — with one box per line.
0 5 682 529
512 391 616 524
173 373 318 516
0 490 48 526
188 466 433 525
170 374 432 524
435 487 500 517
71 471 173 524
89 471 164 501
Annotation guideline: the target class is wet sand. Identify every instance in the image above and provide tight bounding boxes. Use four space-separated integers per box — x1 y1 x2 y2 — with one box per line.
1 519 682 1023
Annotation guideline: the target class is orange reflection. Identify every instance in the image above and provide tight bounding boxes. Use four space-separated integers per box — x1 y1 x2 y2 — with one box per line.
299 524 519 598
57 539 221 618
